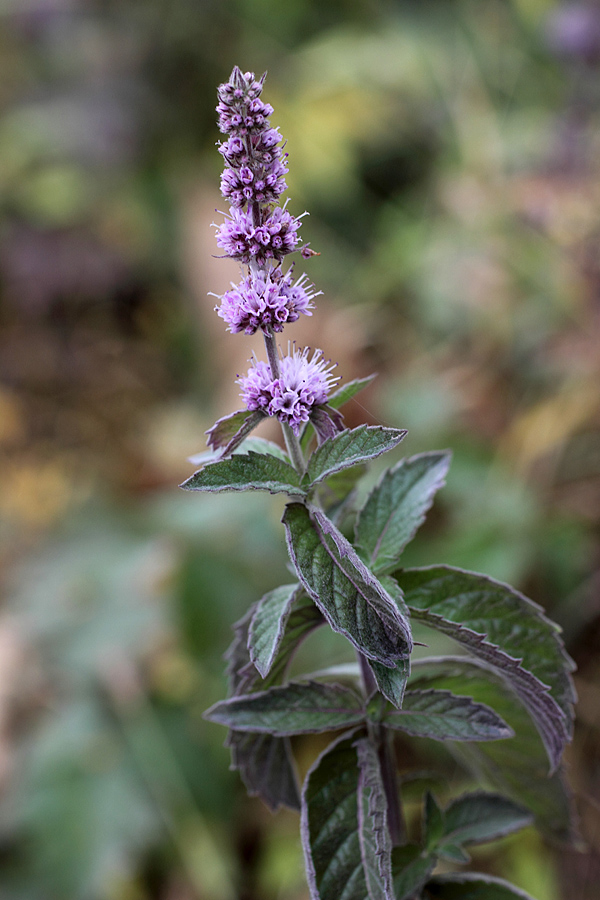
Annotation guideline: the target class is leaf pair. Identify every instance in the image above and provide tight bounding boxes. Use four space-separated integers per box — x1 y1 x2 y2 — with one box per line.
301 733 536 900
207 679 512 744
182 424 407 496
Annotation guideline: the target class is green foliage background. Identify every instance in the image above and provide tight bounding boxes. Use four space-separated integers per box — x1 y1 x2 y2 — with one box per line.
0 1 599 898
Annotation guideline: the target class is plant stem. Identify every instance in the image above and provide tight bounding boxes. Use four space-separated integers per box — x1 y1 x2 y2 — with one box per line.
358 651 406 847
262 328 306 474
378 727 406 847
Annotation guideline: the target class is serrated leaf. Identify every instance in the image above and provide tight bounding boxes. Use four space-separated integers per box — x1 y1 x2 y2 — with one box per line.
249 583 301 678
301 732 367 900
355 737 394 900
283 503 412 680
355 452 451 574
383 689 513 742
303 425 407 489
424 791 445 849
409 657 578 843
398 566 576 771
180 451 304 495
443 792 533 846
206 408 265 454
224 597 323 811
392 844 437 900
205 681 365 735
423 873 537 899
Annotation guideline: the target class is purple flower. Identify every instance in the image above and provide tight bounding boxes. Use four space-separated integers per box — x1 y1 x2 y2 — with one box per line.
215 204 303 264
239 346 340 434
216 268 318 335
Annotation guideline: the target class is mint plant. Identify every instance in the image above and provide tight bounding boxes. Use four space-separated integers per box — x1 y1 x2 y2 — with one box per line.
182 67 577 900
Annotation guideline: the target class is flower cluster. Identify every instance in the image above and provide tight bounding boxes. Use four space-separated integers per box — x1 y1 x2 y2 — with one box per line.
211 67 343 445
216 68 288 208
216 267 317 335
215 204 301 264
239 347 339 434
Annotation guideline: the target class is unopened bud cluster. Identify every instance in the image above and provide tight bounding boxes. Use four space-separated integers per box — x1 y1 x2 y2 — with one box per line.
212 67 343 440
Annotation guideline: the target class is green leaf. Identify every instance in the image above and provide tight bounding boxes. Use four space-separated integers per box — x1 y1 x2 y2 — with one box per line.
409 657 578 843
205 681 365 735
442 792 533 846
180 451 304 495
398 566 575 771
303 425 407 489
283 503 412 691
355 737 394 900
423 873 538 899
383 689 513 741
328 375 377 410
224 598 323 811
424 791 445 849
237 436 290 461
358 576 412 704
437 844 470 864
301 733 367 900
369 657 410 708
392 844 436 900
355 452 451 574
300 375 376 452
206 408 265 454
249 583 301 678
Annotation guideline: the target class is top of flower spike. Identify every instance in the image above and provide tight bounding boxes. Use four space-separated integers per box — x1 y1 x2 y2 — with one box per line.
216 67 273 136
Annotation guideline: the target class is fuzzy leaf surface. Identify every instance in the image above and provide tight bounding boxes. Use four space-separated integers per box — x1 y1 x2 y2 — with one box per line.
181 451 303 495
409 657 578 842
303 425 407 489
383 689 513 742
442 792 533 846
205 408 265 454
224 596 323 811
301 733 368 900
249 583 300 678
423 873 537 899
392 845 436 900
283 503 412 682
355 452 451 573
355 737 394 900
398 566 575 770
206 681 365 735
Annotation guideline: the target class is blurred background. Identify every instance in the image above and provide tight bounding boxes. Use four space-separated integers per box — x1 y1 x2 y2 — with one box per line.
0 1 599 898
